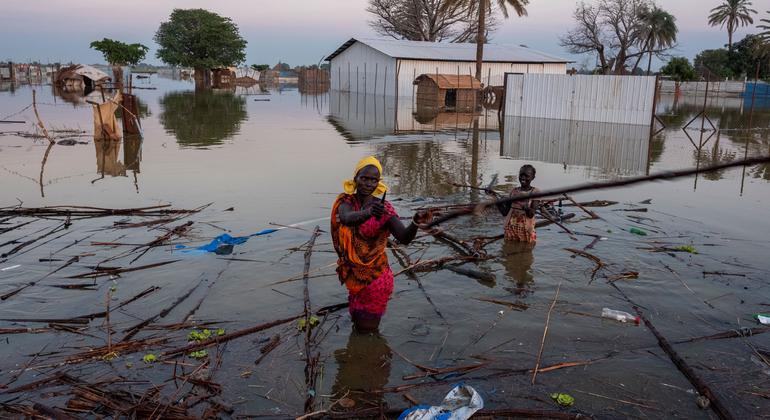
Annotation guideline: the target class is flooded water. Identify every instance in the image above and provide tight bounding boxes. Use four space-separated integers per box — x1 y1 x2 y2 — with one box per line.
1 74 769 418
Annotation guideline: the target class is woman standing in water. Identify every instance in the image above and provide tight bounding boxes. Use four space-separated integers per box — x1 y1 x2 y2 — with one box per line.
331 156 430 332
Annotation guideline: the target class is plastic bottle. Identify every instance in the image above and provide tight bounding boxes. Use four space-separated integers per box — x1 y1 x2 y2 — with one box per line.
602 308 640 324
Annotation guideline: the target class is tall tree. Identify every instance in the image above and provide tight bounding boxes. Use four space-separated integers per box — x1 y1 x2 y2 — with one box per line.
758 10 770 40
441 0 529 80
631 6 677 74
560 0 676 75
89 38 148 88
367 0 495 42
660 57 696 82
154 9 247 89
708 0 757 52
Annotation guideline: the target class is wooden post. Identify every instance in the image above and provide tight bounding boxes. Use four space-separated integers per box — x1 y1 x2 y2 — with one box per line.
374 63 378 96
383 65 387 96
364 62 367 94
646 74 660 175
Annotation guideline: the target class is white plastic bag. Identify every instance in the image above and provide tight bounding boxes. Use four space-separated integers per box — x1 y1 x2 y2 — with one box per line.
398 384 483 420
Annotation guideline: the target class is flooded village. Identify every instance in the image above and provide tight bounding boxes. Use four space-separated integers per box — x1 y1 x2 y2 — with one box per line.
1 1 770 419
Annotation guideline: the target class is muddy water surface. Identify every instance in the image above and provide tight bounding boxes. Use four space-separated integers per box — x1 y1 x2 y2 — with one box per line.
1 76 769 418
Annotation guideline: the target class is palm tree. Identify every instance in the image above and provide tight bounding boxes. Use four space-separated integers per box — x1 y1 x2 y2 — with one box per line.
708 0 757 52
758 10 770 41
632 6 678 74
442 0 529 81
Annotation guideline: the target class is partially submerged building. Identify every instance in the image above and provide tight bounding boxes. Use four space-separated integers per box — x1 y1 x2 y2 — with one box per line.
55 64 110 91
414 74 481 111
326 37 569 96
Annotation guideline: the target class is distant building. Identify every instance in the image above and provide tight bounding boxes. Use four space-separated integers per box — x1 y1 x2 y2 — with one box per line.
326 37 570 96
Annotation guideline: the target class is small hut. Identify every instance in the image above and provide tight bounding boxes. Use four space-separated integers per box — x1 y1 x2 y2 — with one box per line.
414 74 482 111
55 64 110 91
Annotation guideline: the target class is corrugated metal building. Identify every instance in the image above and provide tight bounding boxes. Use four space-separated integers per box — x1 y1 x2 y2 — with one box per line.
504 74 657 125
326 38 569 97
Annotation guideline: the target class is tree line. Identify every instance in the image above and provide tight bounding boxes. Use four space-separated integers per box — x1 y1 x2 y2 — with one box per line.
88 1 770 91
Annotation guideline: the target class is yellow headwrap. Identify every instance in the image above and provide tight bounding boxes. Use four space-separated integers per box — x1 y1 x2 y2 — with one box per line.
343 156 388 196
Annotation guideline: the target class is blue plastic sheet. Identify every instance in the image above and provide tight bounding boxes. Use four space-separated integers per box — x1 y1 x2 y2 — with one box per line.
175 229 277 255
398 384 483 420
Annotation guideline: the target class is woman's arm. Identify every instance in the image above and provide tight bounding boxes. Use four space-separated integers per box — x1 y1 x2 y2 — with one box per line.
496 201 512 217
485 189 510 217
337 201 383 226
387 216 419 245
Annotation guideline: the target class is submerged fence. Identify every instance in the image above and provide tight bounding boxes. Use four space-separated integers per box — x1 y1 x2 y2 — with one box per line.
503 74 657 126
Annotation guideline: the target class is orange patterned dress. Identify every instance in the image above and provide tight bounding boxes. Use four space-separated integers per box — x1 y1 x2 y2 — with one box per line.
331 194 398 319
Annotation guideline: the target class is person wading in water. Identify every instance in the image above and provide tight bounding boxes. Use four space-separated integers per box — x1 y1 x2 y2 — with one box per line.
490 164 540 243
331 156 431 332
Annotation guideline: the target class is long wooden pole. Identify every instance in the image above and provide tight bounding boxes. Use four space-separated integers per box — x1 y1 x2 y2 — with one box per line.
425 155 770 228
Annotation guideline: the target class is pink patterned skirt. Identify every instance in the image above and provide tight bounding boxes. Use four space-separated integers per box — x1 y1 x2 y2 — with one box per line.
348 268 394 320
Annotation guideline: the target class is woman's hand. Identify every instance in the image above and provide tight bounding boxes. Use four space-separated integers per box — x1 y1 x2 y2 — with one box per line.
412 210 432 226
366 201 385 219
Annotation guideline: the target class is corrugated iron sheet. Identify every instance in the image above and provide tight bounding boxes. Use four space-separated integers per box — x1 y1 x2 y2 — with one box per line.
501 116 649 175
505 74 657 125
330 41 397 95
399 60 565 99
327 38 570 63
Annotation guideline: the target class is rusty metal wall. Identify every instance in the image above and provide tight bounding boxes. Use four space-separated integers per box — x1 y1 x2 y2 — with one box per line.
504 74 657 125
501 116 649 174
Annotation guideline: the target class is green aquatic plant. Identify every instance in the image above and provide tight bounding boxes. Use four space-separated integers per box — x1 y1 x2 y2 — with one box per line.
675 245 698 254
188 329 212 342
297 316 320 332
189 350 208 359
551 393 575 407
142 354 157 363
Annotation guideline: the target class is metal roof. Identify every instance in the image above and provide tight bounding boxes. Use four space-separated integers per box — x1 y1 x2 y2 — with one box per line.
326 37 569 64
415 74 481 89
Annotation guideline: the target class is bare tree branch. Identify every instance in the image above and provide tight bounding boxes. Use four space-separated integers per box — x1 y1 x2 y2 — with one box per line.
367 0 497 42
559 0 675 74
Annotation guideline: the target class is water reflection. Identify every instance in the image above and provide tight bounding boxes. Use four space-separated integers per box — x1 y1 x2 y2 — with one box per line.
501 116 650 177
91 136 143 191
93 140 125 178
501 241 535 296
657 94 770 130
159 90 247 147
331 330 391 409
328 91 498 142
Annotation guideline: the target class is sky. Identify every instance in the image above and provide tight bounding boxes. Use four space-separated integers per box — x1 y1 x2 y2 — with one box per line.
1 0 766 70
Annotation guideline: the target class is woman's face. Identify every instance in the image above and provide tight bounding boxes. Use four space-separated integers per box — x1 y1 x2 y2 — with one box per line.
355 165 381 196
